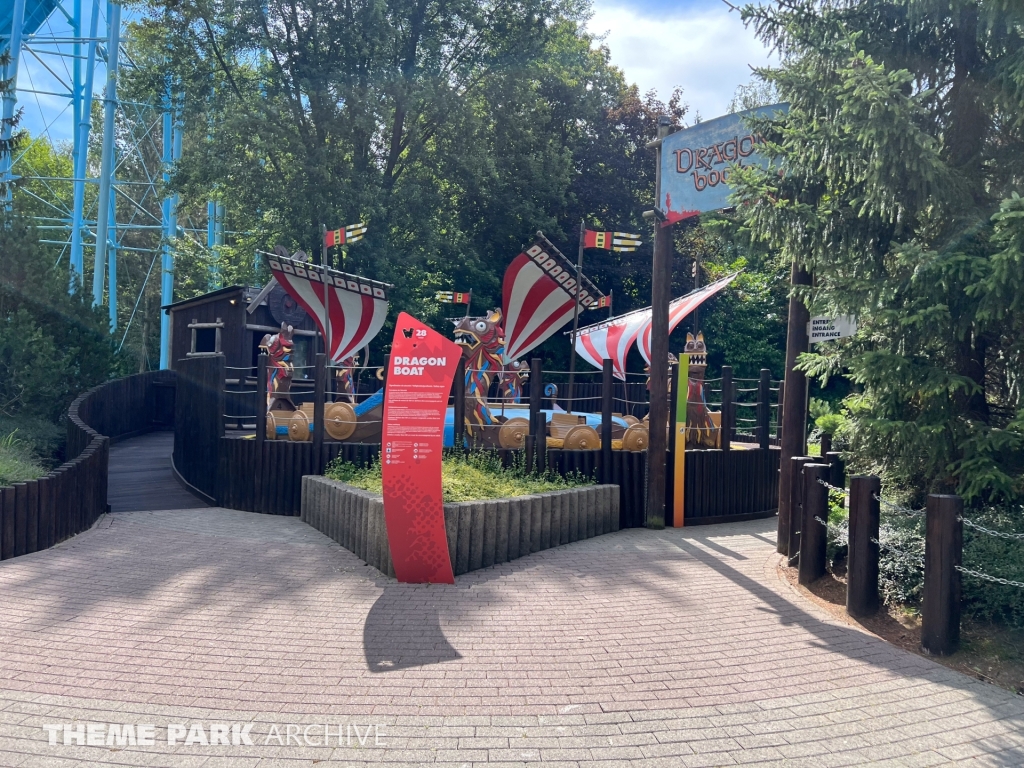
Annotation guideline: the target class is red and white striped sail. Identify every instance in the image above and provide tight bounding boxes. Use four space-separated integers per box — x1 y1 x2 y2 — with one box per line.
574 308 652 380
501 239 604 364
638 273 738 364
265 254 390 363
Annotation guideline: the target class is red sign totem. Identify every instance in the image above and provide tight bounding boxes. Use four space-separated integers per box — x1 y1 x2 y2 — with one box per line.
381 313 461 583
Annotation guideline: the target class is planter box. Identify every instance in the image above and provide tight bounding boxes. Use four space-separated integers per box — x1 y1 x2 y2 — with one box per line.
300 477 620 578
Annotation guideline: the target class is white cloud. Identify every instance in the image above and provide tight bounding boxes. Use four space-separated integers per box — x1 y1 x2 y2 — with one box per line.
587 2 777 122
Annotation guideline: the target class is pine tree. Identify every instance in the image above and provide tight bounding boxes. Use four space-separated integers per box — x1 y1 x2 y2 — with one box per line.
733 0 1024 502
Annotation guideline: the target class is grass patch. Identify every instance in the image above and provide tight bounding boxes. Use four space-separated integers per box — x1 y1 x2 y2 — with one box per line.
0 431 47 485
325 451 592 503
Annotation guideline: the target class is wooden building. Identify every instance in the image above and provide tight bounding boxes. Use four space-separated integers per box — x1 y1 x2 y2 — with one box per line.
163 284 323 380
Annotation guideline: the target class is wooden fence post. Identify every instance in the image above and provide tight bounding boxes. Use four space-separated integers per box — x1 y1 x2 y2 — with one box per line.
255 354 267 513
847 475 880 617
601 359 613 484
820 432 832 458
313 353 326 474
530 358 545 474
13 483 27 557
454 357 466 452
776 379 785 442
720 366 733 451
756 368 771 450
826 451 845 490
921 494 963 656
787 455 815 563
799 463 829 585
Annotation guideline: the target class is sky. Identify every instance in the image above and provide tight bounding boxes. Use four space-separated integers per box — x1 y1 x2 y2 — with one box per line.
586 0 777 122
14 0 777 145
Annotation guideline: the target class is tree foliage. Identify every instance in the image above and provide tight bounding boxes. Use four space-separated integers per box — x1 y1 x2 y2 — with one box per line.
734 0 1024 502
129 0 713 369
0 208 115 424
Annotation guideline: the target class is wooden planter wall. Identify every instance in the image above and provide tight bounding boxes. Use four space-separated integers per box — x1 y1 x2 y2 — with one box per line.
0 370 176 562
301 476 621 578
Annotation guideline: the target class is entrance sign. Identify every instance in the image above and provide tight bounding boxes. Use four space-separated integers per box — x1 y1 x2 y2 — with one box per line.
809 315 857 344
659 104 788 225
381 312 461 583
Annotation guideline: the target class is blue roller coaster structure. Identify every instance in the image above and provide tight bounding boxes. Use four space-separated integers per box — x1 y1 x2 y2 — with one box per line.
1 0 218 369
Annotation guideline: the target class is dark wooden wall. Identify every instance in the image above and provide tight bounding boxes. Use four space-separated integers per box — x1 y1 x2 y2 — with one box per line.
0 370 176 562
218 439 380 515
669 448 780 526
173 355 226 501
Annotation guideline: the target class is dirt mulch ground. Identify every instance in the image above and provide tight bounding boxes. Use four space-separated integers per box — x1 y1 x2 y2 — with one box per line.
777 559 1024 697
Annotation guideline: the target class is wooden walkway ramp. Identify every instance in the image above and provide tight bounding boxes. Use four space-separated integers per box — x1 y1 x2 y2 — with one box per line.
108 431 209 513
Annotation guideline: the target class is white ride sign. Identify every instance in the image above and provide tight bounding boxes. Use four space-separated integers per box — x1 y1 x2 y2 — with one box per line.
809 315 858 344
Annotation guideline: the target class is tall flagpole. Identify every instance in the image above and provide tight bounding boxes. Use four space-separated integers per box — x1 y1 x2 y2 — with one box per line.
566 219 585 414
320 224 331 361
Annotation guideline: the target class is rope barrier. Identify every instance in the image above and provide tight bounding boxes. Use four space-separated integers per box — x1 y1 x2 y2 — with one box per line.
817 478 849 496
873 493 926 517
956 566 1024 589
961 518 1024 541
870 536 924 562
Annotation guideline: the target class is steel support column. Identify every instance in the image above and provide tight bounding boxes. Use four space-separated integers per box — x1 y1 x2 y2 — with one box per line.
159 96 180 369
92 0 121 309
70 0 100 291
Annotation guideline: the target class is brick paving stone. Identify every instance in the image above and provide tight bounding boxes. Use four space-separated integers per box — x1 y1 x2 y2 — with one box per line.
0 437 1023 765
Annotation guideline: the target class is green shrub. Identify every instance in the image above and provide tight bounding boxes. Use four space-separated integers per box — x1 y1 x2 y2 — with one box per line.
0 431 45 485
325 451 592 503
825 491 849 569
829 500 1024 628
0 409 64 466
877 515 926 608
961 506 1024 627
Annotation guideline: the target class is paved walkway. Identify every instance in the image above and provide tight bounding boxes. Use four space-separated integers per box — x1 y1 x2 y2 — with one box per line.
1 439 1023 766
108 431 208 513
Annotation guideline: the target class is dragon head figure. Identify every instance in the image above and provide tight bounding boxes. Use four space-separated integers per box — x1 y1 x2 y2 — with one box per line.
452 309 505 367
683 332 707 372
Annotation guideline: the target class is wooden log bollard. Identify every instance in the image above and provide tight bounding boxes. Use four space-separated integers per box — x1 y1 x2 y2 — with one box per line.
847 475 880 617
826 451 845 490
921 494 963 656
786 455 815 563
799 463 829 585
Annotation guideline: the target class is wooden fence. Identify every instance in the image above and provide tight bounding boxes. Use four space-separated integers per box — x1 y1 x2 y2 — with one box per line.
177 354 780 526
173 355 225 502
0 370 175 562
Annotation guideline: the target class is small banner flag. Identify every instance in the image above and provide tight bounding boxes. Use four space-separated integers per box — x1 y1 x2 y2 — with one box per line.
324 222 368 247
435 290 472 304
584 230 642 252
596 292 612 309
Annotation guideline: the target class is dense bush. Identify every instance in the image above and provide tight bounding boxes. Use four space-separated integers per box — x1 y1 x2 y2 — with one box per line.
326 451 591 503
961 508 1024 627
824 497 1024 628
0 431 45 485
0 207 115 463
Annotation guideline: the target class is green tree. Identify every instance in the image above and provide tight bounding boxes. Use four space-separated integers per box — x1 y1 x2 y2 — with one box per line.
734 0 1024 502
0 206 115 426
